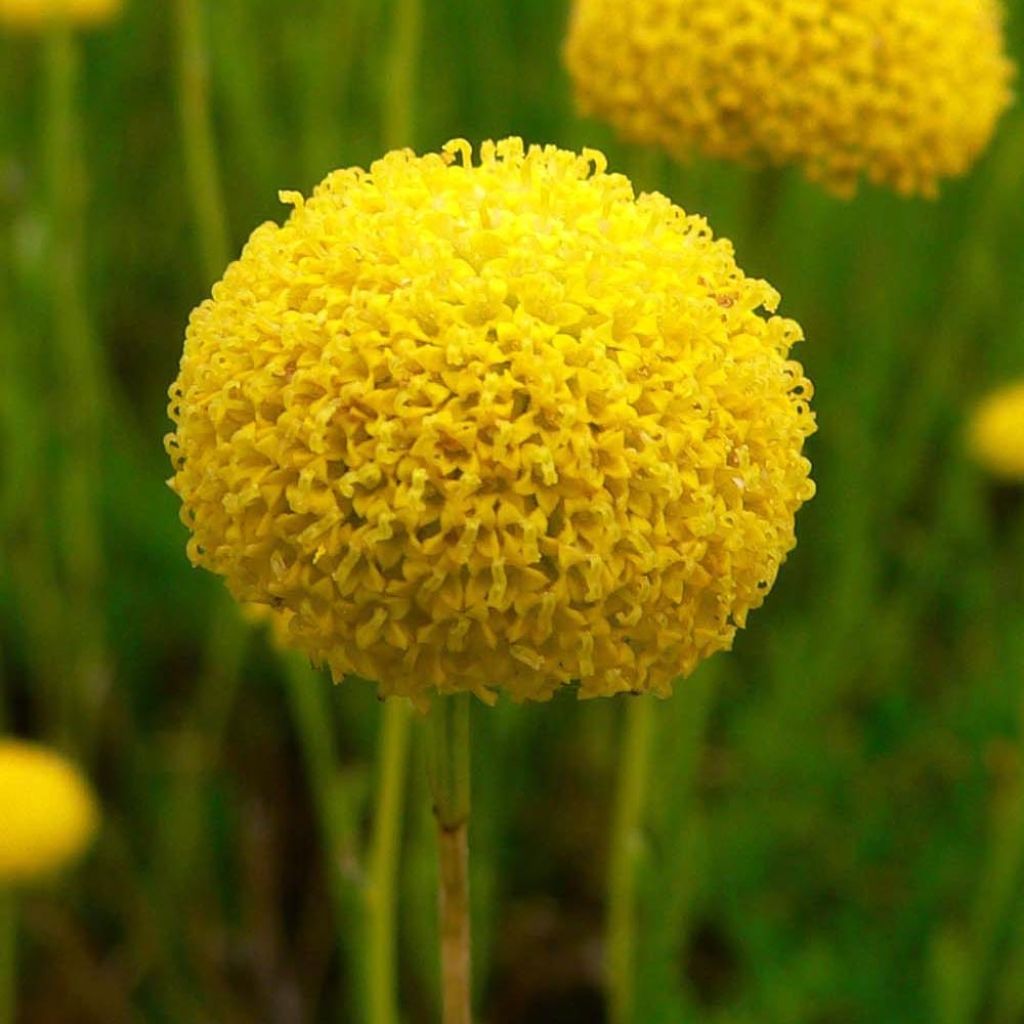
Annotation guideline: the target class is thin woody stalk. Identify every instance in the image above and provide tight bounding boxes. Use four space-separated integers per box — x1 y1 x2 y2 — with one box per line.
428 693 472 1024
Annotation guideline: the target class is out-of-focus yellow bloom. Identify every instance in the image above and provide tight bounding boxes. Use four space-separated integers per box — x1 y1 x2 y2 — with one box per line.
565 0 1014 197
968 380 1024 481
166 138 815 704
0 0 121 29
0 740 98 882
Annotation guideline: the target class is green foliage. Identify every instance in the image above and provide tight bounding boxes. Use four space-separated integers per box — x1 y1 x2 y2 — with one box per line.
1 1 1023 1021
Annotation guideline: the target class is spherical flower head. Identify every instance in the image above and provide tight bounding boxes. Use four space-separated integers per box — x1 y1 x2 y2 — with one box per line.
0 0 121 29
166 138 815 704
967 380 1024 481
0 740 98 883
564 0 1015 197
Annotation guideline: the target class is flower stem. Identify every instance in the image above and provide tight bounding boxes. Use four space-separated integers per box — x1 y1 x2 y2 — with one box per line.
174 0 230 281
44 21 106 756
0 890 15 1024
171 0 246 725
745 165 786 274
607 694 654 1024
278 652 366 1019
366 697 413 1024
953 626 1024 1023
383 0 423 150
281 654 347 918
428 693 472 1024
357 3 426 1017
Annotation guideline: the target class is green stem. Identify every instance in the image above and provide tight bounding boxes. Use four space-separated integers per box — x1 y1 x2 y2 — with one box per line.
955 666 1024 1021
427 693 472 1024
292 0 366 182
745 165 786 274
174 0 230 281
607 695 654 1024
623 147 662 197
366 697 413 1024
643 670 716 1020
169 6 263 1003
172 0 249 783
280 653 366 1020
383 0 423 151
935 512 1024 1024
282 654 347 919
355 5 427 1019
45 21 106 756
0 890 15 1024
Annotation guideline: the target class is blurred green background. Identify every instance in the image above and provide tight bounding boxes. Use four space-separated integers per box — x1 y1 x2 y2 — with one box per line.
1 1 1023 1021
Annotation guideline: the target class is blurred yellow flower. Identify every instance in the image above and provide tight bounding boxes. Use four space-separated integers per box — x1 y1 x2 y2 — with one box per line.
564 0 1014 197
167 138 815 704
0 0 121 28
968 380 1024 481
0 740 98 882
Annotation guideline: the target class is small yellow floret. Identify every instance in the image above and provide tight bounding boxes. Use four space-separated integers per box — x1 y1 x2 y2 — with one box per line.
0 740 98 882
968 380 1024 481
166 138 815 704
0 0 121 28
564 0 1015 197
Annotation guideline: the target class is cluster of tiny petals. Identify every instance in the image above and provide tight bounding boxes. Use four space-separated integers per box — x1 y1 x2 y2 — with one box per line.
0 0 122 28
167 138 815 704
0 739 98 882
565 0 1015 197
968 380 1024 481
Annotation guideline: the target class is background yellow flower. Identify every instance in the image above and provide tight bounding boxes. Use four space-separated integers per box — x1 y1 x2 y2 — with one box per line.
0 0 121 29
565 0 1015 196
0 740 98 883
968 380 1024 481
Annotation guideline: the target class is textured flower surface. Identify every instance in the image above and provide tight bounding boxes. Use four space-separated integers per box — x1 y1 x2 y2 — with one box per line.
565 0 1014 197
968 380 1024 481
167 138 815 704
0 0 121 28
0 740 98 882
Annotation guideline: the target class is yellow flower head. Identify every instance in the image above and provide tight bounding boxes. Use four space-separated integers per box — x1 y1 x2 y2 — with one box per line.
564 0 1015 197
968 380 1024 481
166 138 815 704
0 0 121 28
0 740 98 882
